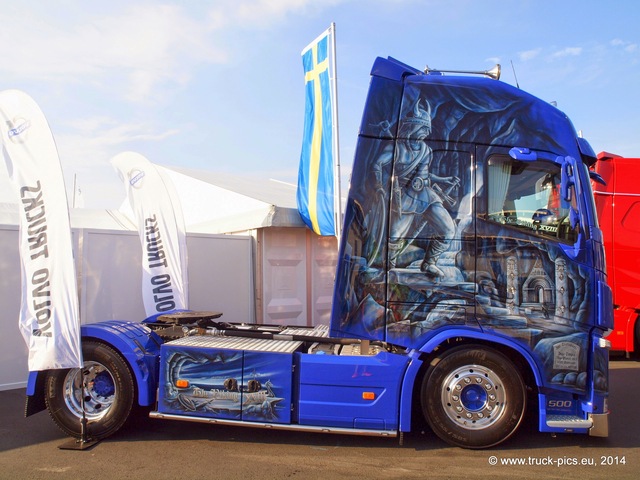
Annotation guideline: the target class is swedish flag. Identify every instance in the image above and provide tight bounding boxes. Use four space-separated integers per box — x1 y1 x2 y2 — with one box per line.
297 29 335 236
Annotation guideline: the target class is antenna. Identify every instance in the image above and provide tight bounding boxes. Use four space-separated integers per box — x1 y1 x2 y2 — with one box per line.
510 60 520 89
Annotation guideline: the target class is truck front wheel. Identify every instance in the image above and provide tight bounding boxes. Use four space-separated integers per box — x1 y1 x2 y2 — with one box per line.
44 341 135 440
421 345 526 449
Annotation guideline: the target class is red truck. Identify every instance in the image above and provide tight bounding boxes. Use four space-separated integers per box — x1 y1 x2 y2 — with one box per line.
592 152 640 356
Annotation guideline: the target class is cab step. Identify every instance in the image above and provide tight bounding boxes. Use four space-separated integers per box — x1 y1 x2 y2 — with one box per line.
546 415 592 429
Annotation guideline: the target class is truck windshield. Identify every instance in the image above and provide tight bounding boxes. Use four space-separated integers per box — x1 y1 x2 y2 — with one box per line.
486 155 578 243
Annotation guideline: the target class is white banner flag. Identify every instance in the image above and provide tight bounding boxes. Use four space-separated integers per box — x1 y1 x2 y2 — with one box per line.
0 90 82 371
111 152 188 316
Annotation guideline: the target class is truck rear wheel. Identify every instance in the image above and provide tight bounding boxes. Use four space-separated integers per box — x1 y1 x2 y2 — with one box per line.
44 341 135 440
421 345 526 449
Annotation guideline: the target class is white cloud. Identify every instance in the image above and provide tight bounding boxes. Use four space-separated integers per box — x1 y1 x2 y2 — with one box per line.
550 47 583 59
57 117 180 167
0 1 350 102
0 4 224 101
610 38 638 53
518 48 542 61
208 0 345 29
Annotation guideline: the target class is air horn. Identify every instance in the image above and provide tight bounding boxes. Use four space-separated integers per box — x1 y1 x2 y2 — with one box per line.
423 64 501 80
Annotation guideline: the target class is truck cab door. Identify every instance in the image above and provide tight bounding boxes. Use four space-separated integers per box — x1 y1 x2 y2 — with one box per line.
476 146 585 324
384 146 477 347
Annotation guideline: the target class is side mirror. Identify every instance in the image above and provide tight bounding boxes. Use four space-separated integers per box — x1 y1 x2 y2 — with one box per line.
589 170 606 186
561 156 577 203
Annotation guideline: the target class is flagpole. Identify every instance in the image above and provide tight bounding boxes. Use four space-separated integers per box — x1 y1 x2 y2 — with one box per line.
329 22 342 246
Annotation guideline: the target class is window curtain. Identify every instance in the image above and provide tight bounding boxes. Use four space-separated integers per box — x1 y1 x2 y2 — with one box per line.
487 158 512 216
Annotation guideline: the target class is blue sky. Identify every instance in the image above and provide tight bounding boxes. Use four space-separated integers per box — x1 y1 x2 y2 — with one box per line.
1 0 638 208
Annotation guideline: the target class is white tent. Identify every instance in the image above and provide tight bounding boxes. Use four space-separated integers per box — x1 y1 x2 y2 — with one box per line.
151 166 306 233
157 166 338 328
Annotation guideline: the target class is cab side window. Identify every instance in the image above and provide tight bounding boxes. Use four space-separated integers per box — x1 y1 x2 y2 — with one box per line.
486 155 578 243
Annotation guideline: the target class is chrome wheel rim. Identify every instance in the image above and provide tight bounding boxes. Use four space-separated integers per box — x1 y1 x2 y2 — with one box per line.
440 364 506 430
62 361 116 421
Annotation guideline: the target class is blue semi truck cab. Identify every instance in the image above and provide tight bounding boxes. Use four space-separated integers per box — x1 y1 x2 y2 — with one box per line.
26 57 612 449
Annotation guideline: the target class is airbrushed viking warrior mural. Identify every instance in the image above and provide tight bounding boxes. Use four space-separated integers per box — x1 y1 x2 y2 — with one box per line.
373 98 460 277
332 75 608 394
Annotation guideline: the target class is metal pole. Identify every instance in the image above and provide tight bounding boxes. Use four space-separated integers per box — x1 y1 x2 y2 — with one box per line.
329 22 342 246
58 365 100 450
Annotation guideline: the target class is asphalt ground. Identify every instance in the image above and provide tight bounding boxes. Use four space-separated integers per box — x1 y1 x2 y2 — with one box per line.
1 358 638 480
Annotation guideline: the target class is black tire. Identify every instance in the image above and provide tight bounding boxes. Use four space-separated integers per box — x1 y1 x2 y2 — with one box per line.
421 345 526 449
44 341 135 440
